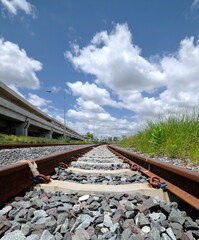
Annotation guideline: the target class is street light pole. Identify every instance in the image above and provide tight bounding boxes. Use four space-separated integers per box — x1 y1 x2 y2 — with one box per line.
46 90 66 127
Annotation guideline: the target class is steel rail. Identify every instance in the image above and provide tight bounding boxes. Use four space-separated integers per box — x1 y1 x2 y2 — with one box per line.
0 143 89 150
0 144 99 204
108 145 199 210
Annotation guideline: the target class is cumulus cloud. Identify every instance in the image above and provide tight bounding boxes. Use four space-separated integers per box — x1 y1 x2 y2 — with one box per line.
67 97 137 137
26 93 52 108
0 0 35 16
65 23 165 93
0 39 42 90
67 24 199 114
67 81 120 107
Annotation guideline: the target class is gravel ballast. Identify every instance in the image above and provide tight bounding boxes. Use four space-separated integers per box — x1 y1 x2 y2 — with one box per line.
0 145 92 167
51 169 148 184
1 189 199 240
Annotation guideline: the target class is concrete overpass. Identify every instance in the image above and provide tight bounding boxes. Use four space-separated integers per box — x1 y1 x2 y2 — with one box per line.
0 81 84 140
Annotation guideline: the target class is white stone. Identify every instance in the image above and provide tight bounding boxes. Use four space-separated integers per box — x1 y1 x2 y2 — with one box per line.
101 227 109 234
78 195 90 202
142 226 151 234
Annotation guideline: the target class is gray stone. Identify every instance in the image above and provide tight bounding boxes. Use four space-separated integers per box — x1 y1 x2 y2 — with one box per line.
63 232 72 240
40 230 55 240
160 202 171 214
123 211 132 219
102 231 113 239
95 216 104 224
143 198 159 210
122 219 134 229
181 231 194 240
76 214 94 230
149 212 166 222
192 230 199 238
1 230 25 240
72 228 90 240
21 224 31 236
8 207 23 219
25 235 40 240
31 210 48 223
55 232 63 240
110 223 119 233
60 218 69 233
35 216 51 225
63 203 73 210
148 227 161 240
168 208 185 225
49 196 61 202
27 208 35 221
109 198 119 208
0 217 11 235
61 195 71 203
88 201 100 211
161 233 172 240
31 198 43 209
138 213 150 227
166 227 176 240
125 201 134 211
184 220 199 230
121 227 132 240
0 206 12 216
57 213 68 225
86 226 95 237
103 214 113 227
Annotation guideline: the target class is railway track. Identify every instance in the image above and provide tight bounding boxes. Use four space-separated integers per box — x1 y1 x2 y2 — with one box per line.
0 144 199 239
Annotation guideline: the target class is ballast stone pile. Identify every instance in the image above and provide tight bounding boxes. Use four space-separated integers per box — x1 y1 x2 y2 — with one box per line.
70 146 129 171
1 189 199 240
51 169 147 184
0 145 92 167
116 147 199 172
70 163 129 171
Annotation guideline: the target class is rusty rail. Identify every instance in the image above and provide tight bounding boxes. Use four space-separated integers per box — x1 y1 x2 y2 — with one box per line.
108 145 199 210
0 144 98 204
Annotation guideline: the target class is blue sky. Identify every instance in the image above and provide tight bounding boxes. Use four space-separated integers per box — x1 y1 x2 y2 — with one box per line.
0 0 199 138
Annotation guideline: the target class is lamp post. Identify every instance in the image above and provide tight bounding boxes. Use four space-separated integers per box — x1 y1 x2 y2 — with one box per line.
46 90 66 127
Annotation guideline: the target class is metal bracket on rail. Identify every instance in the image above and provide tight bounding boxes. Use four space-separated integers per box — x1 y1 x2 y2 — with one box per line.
25 161 51 184
131 164 141 171
71 156 78 161
56 162 68 169
149 176 167 189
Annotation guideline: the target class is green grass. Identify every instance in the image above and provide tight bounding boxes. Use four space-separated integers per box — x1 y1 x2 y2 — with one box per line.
0 134 88 145
118 112 199 163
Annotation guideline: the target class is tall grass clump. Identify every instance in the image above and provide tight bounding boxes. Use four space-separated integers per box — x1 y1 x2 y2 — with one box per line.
118 112 199 163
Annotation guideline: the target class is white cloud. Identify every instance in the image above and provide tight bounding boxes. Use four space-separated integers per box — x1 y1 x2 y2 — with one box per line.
1 0 35 16
66 24 199 126
66 23 165 93
67 81 120 107
0 39 42 90
26 93 52 108
191 0 199 9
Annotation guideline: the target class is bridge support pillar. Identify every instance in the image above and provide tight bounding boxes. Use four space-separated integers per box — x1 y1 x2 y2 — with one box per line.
45 130 53 139
15 119 30 137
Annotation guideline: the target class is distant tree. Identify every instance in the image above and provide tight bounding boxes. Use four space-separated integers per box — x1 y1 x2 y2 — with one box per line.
122 135 127 140
86 132 94 141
